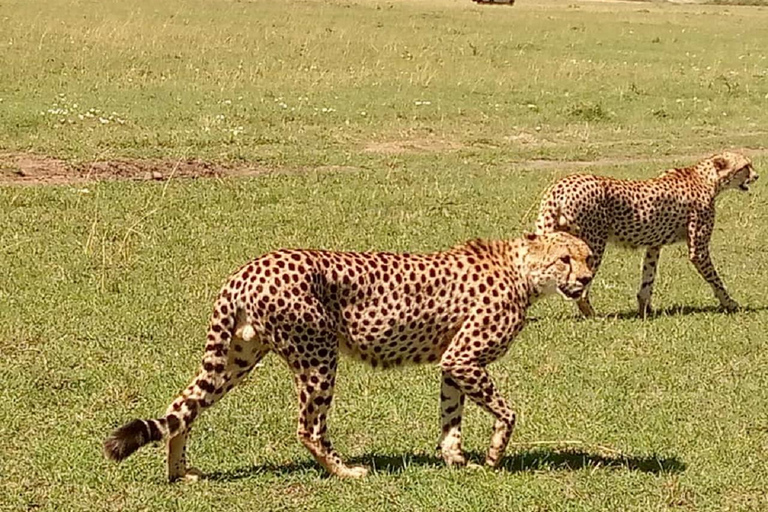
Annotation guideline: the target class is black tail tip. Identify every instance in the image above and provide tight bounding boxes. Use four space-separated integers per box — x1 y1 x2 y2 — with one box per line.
103 419 158 462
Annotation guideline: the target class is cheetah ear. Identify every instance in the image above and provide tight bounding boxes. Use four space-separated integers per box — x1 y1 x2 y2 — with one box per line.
712 155 732 173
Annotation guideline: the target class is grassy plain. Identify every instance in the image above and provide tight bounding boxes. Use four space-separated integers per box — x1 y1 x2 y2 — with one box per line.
1 0 768 511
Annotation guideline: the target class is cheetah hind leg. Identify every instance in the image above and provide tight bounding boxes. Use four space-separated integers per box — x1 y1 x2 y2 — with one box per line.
164 338 269 483
166 429 203 482
576 294 596 318
438 373 467 466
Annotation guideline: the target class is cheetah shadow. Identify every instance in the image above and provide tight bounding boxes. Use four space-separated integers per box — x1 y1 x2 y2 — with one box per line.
605 303 768 321
205 447 684 481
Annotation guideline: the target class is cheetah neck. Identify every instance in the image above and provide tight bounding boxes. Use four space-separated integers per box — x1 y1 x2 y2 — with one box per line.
691 162 728 196
505 238 535 299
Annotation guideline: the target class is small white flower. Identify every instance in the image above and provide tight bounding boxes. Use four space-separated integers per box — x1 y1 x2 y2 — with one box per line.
99 117 109 124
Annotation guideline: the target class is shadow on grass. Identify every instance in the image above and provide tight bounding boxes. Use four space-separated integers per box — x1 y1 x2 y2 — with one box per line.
606 303 768 321
205 447 685 481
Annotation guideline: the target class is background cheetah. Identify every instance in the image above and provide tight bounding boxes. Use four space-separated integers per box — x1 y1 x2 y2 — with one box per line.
104 232 593 480
536 151 758 317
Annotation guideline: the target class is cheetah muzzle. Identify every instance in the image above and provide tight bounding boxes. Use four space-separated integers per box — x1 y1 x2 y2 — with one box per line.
104 231 593 480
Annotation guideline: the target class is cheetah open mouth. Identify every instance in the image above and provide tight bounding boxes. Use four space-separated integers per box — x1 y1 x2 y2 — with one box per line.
558 285 585 300
739 172 758 191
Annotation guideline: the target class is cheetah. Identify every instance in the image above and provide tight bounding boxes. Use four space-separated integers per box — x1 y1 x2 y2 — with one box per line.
535 151 758 318
103 231 593 480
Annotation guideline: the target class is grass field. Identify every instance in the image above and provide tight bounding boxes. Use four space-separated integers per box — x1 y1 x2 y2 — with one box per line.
2 0 768 511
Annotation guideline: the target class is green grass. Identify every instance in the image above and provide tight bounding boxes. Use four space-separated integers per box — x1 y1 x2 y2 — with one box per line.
2 159 768 511
1 0 768 166
2 0 768 510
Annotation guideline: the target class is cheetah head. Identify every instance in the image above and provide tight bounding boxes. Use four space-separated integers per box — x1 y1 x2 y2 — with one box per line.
522 232 594 301
711 151 758 192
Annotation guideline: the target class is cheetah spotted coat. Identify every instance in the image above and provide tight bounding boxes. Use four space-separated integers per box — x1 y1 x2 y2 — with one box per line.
535 151 758 317
104 231 593 479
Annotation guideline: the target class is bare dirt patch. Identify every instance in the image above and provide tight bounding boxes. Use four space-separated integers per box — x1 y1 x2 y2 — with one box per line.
363 138 465 155
2 148 765 186
0 153 361 186
0 153 270 186
514 148 768 171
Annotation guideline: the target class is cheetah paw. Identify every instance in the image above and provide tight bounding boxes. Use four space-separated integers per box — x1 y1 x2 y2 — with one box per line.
182 467 204 482
339 465 369 479
168 466 204 483
441 452 467 467
721 299 740 312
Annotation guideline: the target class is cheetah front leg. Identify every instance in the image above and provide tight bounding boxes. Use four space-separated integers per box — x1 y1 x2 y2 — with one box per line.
637 246 661 318
440 314 520 468
438 374 466 466
285 329 368 479
687 215 739 311
575 237 605 318
440 361 517 467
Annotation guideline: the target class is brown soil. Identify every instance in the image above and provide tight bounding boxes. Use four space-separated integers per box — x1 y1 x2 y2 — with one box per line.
363 139 465 154
1 148 765 186
0 153 360 186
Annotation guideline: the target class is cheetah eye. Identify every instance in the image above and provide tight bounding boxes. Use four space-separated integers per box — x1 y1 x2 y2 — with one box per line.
559 254 571 265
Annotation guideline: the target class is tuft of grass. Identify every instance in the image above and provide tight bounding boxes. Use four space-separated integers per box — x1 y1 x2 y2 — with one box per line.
565 101 610 122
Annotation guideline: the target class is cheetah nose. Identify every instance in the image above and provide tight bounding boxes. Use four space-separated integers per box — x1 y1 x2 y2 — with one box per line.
577 276 591 286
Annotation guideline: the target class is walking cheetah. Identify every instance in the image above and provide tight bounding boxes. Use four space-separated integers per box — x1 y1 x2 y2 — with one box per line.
535 151 758 317
104 231 593 480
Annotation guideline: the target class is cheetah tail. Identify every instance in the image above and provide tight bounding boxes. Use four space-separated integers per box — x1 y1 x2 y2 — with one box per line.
104 294 239 463
103 418 167 462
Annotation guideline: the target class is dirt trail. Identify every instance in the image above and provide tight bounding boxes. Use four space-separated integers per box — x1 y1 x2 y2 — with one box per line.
0 153 360 186
1 149 766 186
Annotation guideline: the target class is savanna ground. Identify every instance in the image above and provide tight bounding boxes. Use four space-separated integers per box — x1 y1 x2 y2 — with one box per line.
1 0 768 510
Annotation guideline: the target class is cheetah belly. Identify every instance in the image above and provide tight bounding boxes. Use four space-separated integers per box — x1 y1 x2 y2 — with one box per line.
606 210 688 247
338 306 459 368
